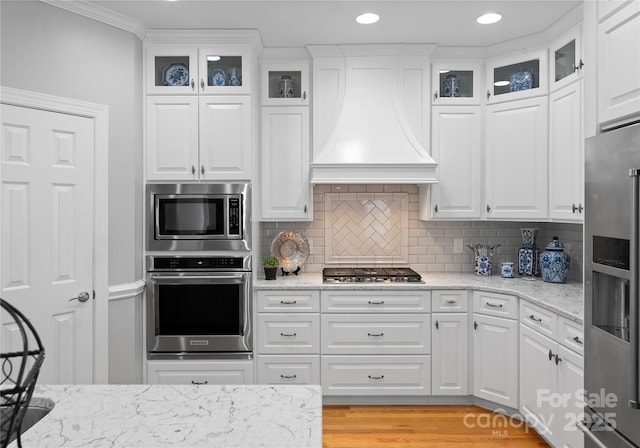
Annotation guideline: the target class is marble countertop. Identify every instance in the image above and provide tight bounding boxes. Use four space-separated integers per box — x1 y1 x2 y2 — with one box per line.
11 384 322 448
255 272 584 323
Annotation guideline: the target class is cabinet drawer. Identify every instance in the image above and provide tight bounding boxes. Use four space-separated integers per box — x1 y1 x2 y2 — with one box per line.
432 290 469 312
558 316 584 355
256 355 320 385
321 314 431 355
146 360 254 385
321 290 431 313
256 290 320 312
322 355 431 396
257 314 320 354
519 301 558 339
473 291 518 319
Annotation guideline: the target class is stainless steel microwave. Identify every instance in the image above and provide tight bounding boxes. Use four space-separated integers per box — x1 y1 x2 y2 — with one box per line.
146 183 251 251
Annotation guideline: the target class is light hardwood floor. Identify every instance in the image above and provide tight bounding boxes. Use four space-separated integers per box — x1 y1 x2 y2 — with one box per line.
323 405 550 448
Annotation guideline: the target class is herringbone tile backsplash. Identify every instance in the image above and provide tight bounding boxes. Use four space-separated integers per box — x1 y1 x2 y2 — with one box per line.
260 184 584 281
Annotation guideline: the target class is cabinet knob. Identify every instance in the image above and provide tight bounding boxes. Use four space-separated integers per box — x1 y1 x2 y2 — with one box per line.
303 91 307 100
280 374 297 379
368 375 384 380
201 165 205 176
435 320 439 330
434 90 439 101
572 203 577 213
201 79 205 90
573 336 583 345
474 321 478 330
573 59 584 72
578 203 584 213
191 79 195 90
434 204 438 213
304 205 308 213
486 204 491 213
487 90 491 100
191 165 196 175
555 354 562 365
548 349 554 362
191 380 208 385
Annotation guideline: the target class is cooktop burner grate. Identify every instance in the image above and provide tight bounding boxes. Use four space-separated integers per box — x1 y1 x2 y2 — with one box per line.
323 267 422 283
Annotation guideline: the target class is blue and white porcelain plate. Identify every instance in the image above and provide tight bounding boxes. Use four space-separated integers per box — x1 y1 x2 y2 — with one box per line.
509 70 533 92
163 63 189 87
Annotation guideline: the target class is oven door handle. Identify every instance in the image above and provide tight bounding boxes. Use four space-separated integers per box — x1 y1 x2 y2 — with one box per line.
150 274 247 281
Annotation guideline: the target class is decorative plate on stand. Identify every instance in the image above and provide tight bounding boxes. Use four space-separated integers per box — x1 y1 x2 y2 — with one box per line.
270 231 310 274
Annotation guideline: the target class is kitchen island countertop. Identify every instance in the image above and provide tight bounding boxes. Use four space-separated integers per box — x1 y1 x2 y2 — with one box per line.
255 272 584 323
10 384 321 448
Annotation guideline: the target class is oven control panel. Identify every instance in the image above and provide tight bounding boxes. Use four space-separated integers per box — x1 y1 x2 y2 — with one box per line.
148 256 249 271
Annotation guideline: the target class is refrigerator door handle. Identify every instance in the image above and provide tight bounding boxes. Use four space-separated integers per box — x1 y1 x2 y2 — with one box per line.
576 421 611 448
631 168 640 410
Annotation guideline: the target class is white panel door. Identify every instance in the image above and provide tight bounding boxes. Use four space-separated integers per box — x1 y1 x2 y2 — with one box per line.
432 313 469 395
472 313 518 408
429 106 483 219
146 96 199 180
1 104 94 384
549 82 583 221
199 95 252 180
485 97 549 220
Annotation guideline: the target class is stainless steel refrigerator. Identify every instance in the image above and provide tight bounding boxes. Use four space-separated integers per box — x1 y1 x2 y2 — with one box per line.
582 123 640 448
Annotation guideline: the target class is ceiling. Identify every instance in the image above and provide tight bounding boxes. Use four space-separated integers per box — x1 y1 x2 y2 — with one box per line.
90 0 581 48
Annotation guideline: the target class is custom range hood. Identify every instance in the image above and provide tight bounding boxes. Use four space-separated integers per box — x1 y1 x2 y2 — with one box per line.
308 44 438 184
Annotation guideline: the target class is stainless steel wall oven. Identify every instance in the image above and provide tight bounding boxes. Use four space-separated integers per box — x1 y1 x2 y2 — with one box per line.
146 255 252 359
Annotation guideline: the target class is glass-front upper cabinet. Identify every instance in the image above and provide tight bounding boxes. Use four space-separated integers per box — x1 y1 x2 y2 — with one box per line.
486 49 548 103
261 60 310 106
146 47 199 94
550 24 583 92
431 61 483 105
198 47 252 95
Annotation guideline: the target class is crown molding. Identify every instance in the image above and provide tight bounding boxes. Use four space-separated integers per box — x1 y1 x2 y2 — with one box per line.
40 0 147 40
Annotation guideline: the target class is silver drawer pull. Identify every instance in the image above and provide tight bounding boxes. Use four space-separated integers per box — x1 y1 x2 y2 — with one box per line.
280 333 297 337
368 300 384 305
280 374 297 379
191 380 208 385
573 336 583 345
445 299 457 304
529 314 543 322
368 375 384 380
367 332 384 337
486 302 503 308
280 300 297 304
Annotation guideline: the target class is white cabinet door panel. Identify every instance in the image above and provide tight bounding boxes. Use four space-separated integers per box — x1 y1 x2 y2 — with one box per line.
432 313 469 395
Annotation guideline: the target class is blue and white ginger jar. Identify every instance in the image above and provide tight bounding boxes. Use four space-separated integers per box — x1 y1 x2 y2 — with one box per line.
540 236 570 283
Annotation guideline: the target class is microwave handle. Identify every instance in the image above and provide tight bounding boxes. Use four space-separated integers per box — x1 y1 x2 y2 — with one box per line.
630 168 640 410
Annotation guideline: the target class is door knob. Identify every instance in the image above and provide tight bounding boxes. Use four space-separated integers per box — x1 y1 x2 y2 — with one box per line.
69 291 90 303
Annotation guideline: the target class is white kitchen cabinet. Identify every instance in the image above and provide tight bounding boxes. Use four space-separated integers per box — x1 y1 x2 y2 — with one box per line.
146 360 254 385
260 106 311 220
472 313 519 408
321 290 431 313
255 289 320 385
597 0 640 128
549 81 584 221
519 323 585 448
261 60 310 106
424 105 483 220
431 290 469 312
145 44 253 95
431 312 469 396
550 24 583 92
146 95 252 181
486 49 548 104
472 291 519 408
431 61 483 105
485 96 549 220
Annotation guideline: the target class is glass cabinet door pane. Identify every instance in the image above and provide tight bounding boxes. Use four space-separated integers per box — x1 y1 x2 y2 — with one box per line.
493 59 540 96
555 40 576 82
267 70 303 99
205 55 243 87
438 70 474 98
154 55 191 88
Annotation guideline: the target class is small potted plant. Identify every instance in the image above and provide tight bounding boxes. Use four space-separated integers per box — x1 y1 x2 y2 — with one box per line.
262 256 279 280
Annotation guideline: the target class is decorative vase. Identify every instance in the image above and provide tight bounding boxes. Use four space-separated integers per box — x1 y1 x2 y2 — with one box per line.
540 236 570 283
264 267 278 280
442 74 460 97
278 75 295 98
475 256 492 276
229 67 241 86
518 228 540 277
501 262 515 278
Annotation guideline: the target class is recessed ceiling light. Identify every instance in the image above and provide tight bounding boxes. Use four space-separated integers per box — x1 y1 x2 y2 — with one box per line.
494 80 510 87
477 13 502 25
356 13 380 25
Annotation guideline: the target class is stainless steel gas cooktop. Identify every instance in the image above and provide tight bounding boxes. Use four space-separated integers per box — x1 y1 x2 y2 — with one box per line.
322 267 422 283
